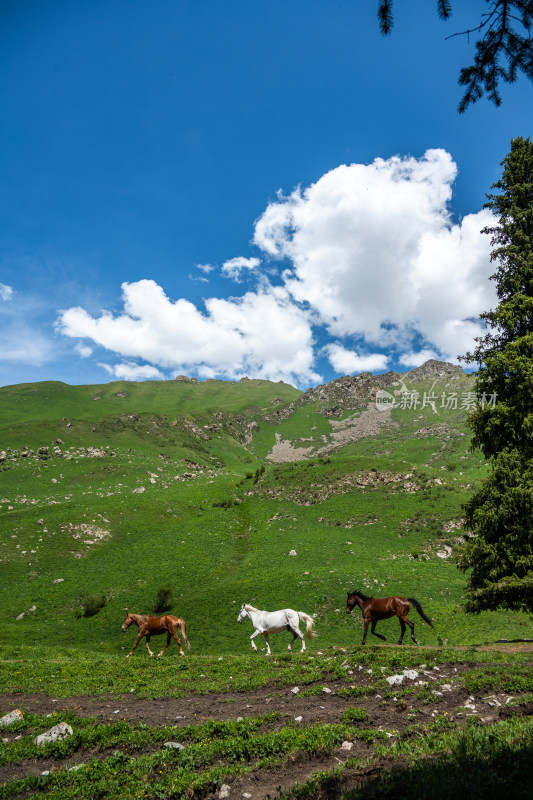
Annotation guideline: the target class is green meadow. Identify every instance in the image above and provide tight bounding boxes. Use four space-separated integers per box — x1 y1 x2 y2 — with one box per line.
1 369 532 799
1 369 531 656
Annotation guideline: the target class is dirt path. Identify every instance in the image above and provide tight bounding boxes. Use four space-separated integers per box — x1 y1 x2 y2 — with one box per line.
2 657 532 799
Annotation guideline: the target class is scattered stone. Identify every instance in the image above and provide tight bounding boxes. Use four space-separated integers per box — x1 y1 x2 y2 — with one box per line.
132 487 145 494
386 675 405 686
16 613 25 621
294 716 303 723
341 741 353 751
219 785 231 799
164 741 185 750
0 709 23 727
322 686 332 694
403 669 419 680
288 549 297 556
291 687 300 694
35 722 73 745
52 578 64 584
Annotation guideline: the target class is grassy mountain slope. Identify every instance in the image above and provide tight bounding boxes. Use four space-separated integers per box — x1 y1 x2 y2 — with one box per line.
1 364 530 656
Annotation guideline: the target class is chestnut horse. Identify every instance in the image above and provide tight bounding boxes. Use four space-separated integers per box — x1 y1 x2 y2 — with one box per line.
121 612 190 657
346 591 433 645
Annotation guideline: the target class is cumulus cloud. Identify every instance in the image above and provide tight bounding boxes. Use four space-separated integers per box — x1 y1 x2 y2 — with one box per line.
0 283 14 301
99 361 164 380
55 149 496 387
58 278 320 386
254 149 495 362
75 343 93 358
221 256 261 281
324 343 390 374
398 348 439 368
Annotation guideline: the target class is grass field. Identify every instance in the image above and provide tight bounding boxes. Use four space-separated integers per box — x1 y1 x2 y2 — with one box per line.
1 367 532 797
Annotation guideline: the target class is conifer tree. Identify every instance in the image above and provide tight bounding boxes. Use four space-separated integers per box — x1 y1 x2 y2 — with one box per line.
458 137 533 612
377 1 533 111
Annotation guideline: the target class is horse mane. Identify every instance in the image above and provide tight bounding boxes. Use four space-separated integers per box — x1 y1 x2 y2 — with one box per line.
348 590 372 601
243 603 259 612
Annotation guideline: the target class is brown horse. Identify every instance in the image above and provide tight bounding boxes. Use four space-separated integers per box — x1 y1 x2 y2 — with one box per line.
121 612 190 657
346 591 433 645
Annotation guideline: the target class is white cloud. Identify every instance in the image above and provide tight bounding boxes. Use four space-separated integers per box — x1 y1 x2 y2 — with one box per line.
254 149 495 362
55 149 497 388
75 343 93 358
98 361 164 380
0 283 14 301
221 256 261 281
324 343 389 374
398 348 439 368
58 278 320 387
0 329 54 365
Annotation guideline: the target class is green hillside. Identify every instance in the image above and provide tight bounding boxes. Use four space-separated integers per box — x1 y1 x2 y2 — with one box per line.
1 364 530 657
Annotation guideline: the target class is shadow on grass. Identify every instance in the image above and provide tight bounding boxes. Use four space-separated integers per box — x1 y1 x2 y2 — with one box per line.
346 742 533 800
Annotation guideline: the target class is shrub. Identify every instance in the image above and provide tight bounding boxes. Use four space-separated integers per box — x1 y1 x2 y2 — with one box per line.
341 706 369 723
79 593 106 618
152 585 173 613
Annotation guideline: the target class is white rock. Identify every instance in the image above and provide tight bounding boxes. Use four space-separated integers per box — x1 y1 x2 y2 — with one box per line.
291 686 300 694
288 550 297 556
164 741 185 750
294 715 303 723
52 578 64 584
219 784 231 799
0 709 23 727
132 487 145 494
386 675 405 686
403 669 419 680
341 740 353 751
35 722 73 745
322 686 332 694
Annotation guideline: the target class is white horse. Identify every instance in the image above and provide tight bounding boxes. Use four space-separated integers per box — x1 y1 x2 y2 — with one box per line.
237 603 316 655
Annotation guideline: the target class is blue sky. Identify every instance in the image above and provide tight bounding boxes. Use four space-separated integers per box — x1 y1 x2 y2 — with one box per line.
1 0 531 389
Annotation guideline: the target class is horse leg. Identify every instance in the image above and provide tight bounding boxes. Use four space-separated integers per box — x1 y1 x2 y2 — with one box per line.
264 634 271 656
250 629 260 652
362 617 370 645
287 627 299 653
145 635 154 657
295 626 306 653
397 619 406 644
126 632 143 657
158 632 171 657
371 621 386 641
171 630 185 656
404 615 418 644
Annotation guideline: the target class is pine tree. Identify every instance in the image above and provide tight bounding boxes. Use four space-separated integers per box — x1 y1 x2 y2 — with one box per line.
377 1 533 111
458 137 533 612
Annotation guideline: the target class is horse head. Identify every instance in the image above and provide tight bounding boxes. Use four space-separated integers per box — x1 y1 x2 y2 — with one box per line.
121 612 134 632
346 591 363 613
236 604 248 624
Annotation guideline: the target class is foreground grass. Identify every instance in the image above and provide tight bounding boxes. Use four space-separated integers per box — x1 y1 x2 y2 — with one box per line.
1 644 532 698
1 646 532 799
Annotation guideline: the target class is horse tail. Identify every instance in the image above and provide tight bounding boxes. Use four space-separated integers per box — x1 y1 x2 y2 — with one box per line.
408 598 433 628
179 619 191 650
298 612 317 639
